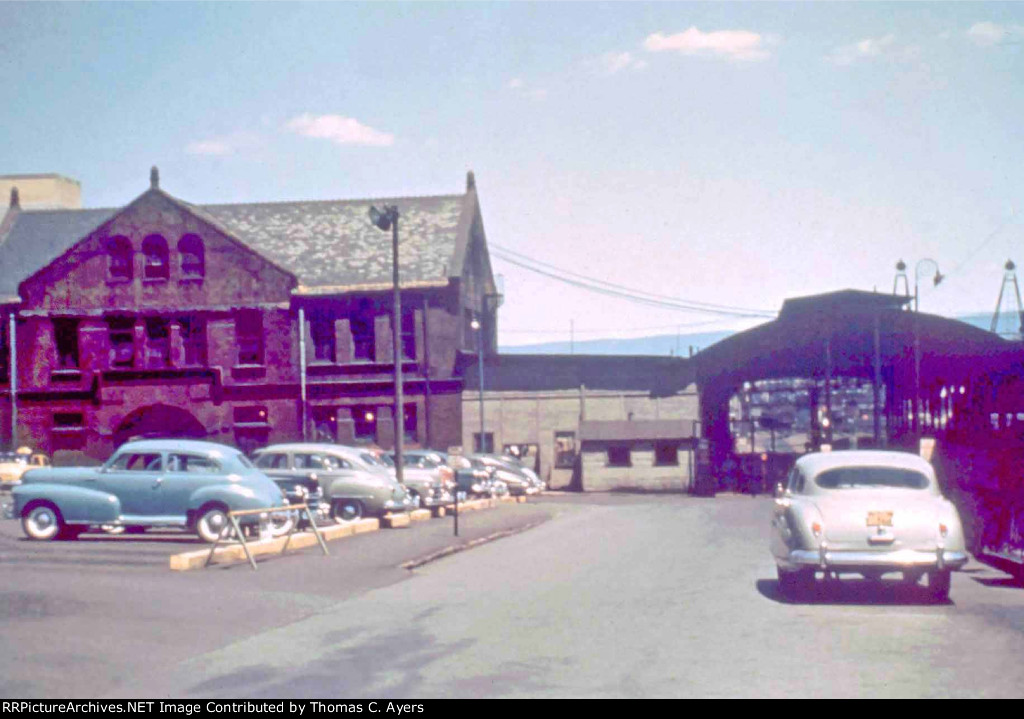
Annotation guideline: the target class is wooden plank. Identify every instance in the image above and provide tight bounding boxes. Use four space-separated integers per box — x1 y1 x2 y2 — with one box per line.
170 516 380 571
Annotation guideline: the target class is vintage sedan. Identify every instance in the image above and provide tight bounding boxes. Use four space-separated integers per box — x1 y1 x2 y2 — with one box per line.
252 443 416 522
10 439 286 542
0 449 50 487
770 450 968 600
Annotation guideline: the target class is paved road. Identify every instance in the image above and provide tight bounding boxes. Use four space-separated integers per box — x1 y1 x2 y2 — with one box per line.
4 494 1024 698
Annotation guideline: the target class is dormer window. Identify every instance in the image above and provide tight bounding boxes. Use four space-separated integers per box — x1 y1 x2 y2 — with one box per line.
107 237 133 280
178 234 205 278
142 234 169 280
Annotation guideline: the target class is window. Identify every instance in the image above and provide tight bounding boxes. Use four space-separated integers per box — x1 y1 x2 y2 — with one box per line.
473 432 494 454
655 442 679 467
351 301 376 361
53 412 84 432
167 454 219 473
53 319 80 369
107 317 135 368
234 406 269 426
178 234 204 278
107 237 133 280
312 407 337 442
310 312 336 362
403 403 417 442
554 432 577 469
353 406 377 442
145 318 170 367
180 316 207 366
109 453 162 472
235 310 264 365
294 453 345 471
255 453 289 470
607 446 631 467
142 234 169 280
401 308 416 360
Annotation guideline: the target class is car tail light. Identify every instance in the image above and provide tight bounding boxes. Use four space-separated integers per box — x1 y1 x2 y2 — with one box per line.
811 521 823 538
939 523 948 537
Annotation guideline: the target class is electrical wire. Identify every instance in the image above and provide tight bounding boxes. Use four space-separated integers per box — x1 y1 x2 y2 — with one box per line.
490 244 775 319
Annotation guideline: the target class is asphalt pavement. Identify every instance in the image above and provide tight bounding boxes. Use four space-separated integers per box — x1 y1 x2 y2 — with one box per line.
3 493 1024 698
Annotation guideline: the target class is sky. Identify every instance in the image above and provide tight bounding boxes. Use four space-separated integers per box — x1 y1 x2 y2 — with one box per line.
2 2 1023 347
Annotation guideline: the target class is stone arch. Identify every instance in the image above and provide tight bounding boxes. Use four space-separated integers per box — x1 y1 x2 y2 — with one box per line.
113 404 208 447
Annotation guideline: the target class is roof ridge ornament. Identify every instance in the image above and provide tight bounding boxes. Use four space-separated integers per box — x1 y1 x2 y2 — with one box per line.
150 166 160 190
9 186 19 209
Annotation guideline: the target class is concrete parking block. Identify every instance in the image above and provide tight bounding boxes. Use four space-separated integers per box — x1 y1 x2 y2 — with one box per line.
169 517 380 571
431 506 447 518
381 513 411 529
409 509 432 522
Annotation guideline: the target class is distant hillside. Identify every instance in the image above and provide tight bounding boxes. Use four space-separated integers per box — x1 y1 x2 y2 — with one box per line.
499 313 1006 357
500 331 734 357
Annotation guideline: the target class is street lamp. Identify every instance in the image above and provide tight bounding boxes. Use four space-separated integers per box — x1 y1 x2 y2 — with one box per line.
470 317 484 454
914 258 944 313
368 204 404 485
909 258 943 439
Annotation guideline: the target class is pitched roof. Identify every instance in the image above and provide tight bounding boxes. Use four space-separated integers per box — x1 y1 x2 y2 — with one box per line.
0 207 118 302
0 185 476 303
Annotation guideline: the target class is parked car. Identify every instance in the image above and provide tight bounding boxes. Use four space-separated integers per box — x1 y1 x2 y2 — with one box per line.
498 454 546 494
9 440 286 542
252 443 416 522
0 448 50 487
448 454 499 497
770 450 968 600
469 454 533 496
373 450 453 509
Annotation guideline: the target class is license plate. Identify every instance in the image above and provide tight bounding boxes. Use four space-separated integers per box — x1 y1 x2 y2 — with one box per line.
866 511 893 527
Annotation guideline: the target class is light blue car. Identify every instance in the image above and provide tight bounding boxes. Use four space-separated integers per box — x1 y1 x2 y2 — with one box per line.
9 439 286 542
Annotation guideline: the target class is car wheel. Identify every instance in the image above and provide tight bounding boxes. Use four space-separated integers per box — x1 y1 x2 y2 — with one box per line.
926 570 951 601
22 503 64 541
195 505 232 543
331 499 364 523
269 509 297 537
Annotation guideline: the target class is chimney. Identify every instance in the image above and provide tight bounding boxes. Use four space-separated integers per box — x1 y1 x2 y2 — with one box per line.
150 166 160 190
9 186 19 210
466 170 476 192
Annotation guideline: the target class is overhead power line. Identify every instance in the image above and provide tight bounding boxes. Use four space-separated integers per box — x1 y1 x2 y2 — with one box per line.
490 243 775 319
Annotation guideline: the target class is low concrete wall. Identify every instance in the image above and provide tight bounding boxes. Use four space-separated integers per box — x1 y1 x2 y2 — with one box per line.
581 447 693 492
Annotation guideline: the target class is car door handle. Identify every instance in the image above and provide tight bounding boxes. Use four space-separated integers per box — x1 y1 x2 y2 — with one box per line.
152 477 163 489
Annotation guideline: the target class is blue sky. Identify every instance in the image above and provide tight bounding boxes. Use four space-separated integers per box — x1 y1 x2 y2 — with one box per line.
3 2 1024 346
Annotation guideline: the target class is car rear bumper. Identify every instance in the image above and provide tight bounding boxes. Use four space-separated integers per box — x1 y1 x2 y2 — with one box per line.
787 547 969 572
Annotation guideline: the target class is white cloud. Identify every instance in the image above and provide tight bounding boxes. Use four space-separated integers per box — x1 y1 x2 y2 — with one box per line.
643 27 771 62
967 21 1024 47
186 140 232 156
828 34 898 66
600 51 648 74
507 77 547 100
285 114 394 147
185 131 260 156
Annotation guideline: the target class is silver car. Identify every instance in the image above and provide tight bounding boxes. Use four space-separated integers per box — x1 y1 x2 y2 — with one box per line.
770 450 968 600
253 444 415 523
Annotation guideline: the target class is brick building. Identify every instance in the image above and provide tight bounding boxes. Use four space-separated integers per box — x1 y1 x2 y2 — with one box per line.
0 169 498 463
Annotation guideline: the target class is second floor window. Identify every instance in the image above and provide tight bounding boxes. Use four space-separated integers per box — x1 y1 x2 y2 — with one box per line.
180 316 207 366
53 318 80 369
310 313 336 363
108 317 135 368
401 308 416 360
236 310 264 365
145 318 170 367
107 237 133 280
178 234 205 278
142 234 169 280
351 301 375 361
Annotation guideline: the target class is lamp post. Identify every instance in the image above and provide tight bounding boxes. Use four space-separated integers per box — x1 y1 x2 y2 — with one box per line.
368 204 403 485
911 258 944 439
471 316 484 453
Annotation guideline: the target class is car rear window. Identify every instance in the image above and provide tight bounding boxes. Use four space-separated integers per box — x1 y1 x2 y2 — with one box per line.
815 467 930 490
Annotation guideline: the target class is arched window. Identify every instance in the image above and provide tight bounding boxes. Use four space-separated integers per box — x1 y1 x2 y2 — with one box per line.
142 234 169 280
178 234 205 278
107 236 133 280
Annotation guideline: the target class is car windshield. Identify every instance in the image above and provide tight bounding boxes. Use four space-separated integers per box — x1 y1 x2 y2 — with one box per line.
364 452 391 467
815 466 930 490
0 453 27 465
